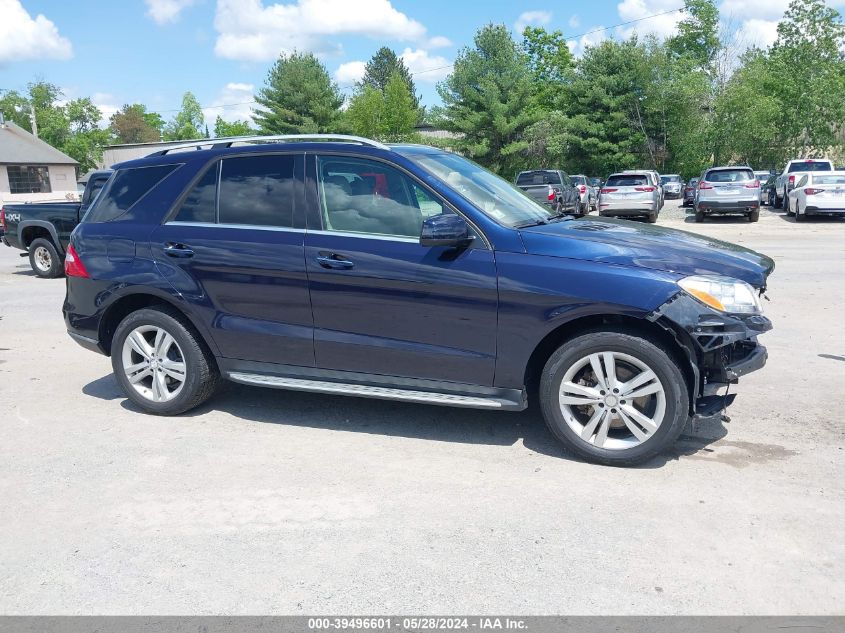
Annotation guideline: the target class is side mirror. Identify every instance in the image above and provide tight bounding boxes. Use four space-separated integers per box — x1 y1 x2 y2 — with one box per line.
420 213 474 248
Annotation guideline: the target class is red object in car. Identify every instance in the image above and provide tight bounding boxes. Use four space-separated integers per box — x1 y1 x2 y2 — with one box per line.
788 175 795 187
699 182 714 190
0 207 6 232
600 188 618 194
804 188 825 195
635 186 655 192
547 185 556 201
64 244 90 278
578 185 587 194
745 180 760 188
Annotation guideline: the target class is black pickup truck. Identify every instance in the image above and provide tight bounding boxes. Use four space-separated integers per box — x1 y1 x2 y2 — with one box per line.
1 170 112 277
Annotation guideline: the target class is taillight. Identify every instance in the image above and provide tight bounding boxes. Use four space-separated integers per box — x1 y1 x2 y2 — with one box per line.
788 175 795 186
547 185 555 201
699 182 713 190
804 188 824 195
600 188 617 194
745 179 760 188
579 185 587 194
0 207 6 231
64 244 90 278
635 186 655 192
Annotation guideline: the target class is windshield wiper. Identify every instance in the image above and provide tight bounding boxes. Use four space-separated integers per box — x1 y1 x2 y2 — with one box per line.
547 211 574 222
513 218 549 228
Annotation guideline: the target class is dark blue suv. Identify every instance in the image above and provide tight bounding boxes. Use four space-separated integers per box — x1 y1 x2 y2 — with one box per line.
63 135 774 466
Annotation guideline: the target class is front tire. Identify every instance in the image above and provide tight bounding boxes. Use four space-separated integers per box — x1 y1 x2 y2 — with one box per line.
28 238 63 278
539 331 690 466
794 202 803 222
786 195 794 216
111 307 220 415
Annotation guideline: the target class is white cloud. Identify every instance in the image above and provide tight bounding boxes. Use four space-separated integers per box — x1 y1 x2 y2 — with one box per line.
214 0 429 62
616 0 684 40
734 18 780 50
400 48 452 83
0 0 72 63
335 61 367 86
568 15 581 29
427 35 452 49
567 27 608 57
144 0 197 24
91 92 120 127
514 10 552 34
202 82 256 124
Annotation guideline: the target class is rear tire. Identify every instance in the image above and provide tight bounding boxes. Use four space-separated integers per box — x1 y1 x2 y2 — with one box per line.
646 209 658 223
28 238 63 278
111 306 220 415
539 330 690 466
694 208 704 223
748 209 759 222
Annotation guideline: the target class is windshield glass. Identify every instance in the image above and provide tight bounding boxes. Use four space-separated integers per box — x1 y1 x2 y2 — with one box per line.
789 161 832 173
570 175 586 185
606 174 648 187
406 151 552 227
516 170 561 185
660 175 681 183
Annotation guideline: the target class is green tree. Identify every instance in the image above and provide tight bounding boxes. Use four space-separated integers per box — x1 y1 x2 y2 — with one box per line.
163 92 204 140
667 0 720 69
109 104 163 144
346 71 418 141
360 46 419 110
768 0 845 157
213 116 255 137
522 26 574 110
438 24 538 177
253 52 344 134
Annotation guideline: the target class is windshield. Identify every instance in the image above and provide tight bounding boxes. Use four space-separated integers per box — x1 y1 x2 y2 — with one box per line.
789 161 832 173
570 175 586 185
606 174 648 187
705 169 754 182
406 152 552 227
660 175 681 184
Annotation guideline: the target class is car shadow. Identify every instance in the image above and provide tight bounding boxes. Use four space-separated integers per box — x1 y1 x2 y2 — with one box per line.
682 214 754 224
773 212 845 223
83 373 728 468
11 268 37 277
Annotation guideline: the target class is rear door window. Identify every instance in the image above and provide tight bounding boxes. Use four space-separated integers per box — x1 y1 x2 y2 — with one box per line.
173 164 218 223
85 164 179 223
218 154 296 227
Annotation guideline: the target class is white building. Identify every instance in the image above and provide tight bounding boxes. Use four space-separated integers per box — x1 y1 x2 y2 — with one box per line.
0 119 80 205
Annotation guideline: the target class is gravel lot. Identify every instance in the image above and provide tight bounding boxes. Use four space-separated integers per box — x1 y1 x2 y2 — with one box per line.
1 200 843 615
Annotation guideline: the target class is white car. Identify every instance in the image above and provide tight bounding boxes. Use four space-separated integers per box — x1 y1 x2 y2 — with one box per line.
787 171 845 221
774 158 834 208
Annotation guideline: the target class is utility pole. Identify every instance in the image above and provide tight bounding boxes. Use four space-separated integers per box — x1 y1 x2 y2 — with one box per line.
29 104 38 138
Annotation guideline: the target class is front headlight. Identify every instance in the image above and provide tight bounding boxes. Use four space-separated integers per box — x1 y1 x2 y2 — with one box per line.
678 275 763 314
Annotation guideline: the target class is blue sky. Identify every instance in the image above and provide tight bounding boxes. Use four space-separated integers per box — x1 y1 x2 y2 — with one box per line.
0 0 814 128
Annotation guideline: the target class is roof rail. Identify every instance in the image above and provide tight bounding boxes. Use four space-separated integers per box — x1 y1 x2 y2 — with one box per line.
146 134 391 156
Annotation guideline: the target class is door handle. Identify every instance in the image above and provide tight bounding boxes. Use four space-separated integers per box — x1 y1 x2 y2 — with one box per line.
163 242 194 258
316 253 354 270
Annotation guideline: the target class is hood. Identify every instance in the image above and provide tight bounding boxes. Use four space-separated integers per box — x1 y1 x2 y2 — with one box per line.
519 217 775 288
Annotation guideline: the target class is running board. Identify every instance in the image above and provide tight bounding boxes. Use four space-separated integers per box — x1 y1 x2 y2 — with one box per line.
227 372 521 409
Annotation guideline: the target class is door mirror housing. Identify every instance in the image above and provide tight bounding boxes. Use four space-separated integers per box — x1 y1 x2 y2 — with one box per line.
420 213 474 248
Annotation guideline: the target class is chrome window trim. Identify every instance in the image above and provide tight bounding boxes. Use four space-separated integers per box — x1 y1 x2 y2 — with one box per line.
165 221 306 233
307 229 418 243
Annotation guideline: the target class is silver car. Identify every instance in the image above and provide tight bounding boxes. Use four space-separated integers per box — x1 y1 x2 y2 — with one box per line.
694 166 761 223
599 172 661 223
570 174 596 212
660 174 683 199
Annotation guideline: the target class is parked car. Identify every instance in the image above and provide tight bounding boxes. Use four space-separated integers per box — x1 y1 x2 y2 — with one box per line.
589 177 602 190
599 172 661 222
624 169 664 208
63 134 774 467
773 159 833 208
570 174 595 213
682 178 699 206
786 171 845 220
694 166 761 222
760 174 777 207
660 174 683 199
1 170 112 277
515 169 581 215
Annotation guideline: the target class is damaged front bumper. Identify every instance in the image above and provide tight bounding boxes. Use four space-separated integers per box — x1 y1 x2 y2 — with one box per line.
649 292 772 417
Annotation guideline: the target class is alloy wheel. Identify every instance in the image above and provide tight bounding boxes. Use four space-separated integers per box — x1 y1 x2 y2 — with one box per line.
558 351 666 450
121 325 187 402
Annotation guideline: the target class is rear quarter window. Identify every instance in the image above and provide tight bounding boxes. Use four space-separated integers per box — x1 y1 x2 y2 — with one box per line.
85 164 179 223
